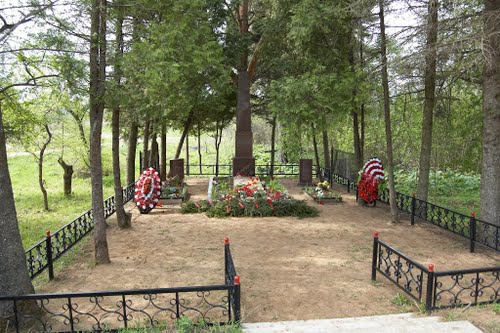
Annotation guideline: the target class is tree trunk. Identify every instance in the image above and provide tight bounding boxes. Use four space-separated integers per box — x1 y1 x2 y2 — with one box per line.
150 132 158 170
360 104 365 161
142 121 150 169
90 0 110 263
160 124 167 181
417 0 439 202
58 157 73 196
175 111 194 159
379 0 399 223
352 111 362 170
126 122 138 184
67 108 90 170
311 123 321 179
197 122 202 175
0 103 35 315
37 124 52 211
322 125 330 170
215 121 223 177
270 115 276 177
480 0 500 225
111 9 131 229
185 133 189 175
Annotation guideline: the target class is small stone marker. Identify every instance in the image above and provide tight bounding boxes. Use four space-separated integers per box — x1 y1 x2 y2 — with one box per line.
299 159 313 185
170 158 185 180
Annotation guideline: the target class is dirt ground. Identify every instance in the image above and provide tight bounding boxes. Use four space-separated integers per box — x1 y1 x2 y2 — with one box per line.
39 178 500 331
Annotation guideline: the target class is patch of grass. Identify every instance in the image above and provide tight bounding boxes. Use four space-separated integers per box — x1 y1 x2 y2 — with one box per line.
116 317 241 333
391 293 413 312
493 303 500 315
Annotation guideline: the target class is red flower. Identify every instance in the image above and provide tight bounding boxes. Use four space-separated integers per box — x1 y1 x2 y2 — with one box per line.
239 202 244 209
254 202 259 209
226 206 231 214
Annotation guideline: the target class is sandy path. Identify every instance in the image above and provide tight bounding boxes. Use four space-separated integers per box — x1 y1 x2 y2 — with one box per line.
40 178 500 324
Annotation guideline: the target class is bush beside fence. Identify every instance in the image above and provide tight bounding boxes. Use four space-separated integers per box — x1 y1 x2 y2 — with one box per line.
371 232 499 312
25 183 136 280
2 240 241 333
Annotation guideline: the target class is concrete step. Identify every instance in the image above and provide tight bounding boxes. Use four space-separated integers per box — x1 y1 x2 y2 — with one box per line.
241 313 483 333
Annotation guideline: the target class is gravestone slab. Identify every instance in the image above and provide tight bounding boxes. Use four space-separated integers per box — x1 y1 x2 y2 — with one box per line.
170 158 184 180
299 159 313 185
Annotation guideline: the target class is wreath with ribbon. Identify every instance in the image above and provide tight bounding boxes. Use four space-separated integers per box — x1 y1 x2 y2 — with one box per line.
358 157 385 206
135 167 161 214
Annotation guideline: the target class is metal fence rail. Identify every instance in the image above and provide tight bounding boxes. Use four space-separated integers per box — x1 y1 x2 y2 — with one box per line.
25 183 136 280
371 233 499 312
2 242 241 333
327 170 499 253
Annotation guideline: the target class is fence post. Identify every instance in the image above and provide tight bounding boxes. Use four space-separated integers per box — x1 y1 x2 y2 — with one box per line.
469 212 476 253
234 276 241 322
224 237 229 284
347 179 350 193
371 231 379 281
46 231 54 280
425 264 434 313
411 193 416 226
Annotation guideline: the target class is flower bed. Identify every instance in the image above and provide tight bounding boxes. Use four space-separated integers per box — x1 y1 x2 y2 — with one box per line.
159 176 188 205
304 181 342 204
182 176 318 218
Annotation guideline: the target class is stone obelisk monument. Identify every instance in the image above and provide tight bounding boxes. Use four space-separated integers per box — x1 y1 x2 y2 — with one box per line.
233 70 255 176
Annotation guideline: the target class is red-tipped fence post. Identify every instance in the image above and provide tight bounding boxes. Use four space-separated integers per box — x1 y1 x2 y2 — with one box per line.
234 276 241 322
469 212 476 253
224 237 230 284
371 231 379 281
46 231 54 280
425 264 435 313
411 193 416 226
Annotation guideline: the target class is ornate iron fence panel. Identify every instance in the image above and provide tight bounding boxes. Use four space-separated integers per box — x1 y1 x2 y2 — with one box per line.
0 285 235 333
475 220 500 251
25 240 50 279
433 267 500 309
376 240 426 302
378 189 389 204
25 183 136 280
395 192 412 214
425 203 470 238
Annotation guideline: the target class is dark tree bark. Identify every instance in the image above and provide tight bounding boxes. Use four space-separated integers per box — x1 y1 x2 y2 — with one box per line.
126 122 138 184
160 124 167 181
197 122 202 175
185 133 189 175
379 0 399 223
142 121 150 169
67 108 90 170
0 102 35 315
352 111 362 170
270 115 277 177
417 0 439 202
150 132 158 170
58 157 73 196
214 121 223 177
90 0 110 263
111 8 131 229
480 0 500 225
360 104 365 161
174 111 194 159
33 124 52 211
311 123 321 179
322 125 330 170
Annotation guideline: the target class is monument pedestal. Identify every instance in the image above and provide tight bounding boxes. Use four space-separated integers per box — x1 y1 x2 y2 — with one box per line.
232 157 255 176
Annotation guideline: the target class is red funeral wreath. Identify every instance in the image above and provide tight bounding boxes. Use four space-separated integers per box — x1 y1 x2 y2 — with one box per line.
358 157 385 205
135 167 161 214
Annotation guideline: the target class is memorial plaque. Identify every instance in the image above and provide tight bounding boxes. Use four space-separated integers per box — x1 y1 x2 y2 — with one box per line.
299 159 313 185
170 158 184 180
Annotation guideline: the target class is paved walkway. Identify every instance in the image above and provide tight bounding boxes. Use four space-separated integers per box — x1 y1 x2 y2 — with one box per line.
241 313 482 333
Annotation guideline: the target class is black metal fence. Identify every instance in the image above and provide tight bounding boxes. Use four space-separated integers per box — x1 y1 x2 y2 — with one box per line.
324 168 500 253
185 163 318 177
25 183 136 280
371 233 499 312
1 241 241 333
